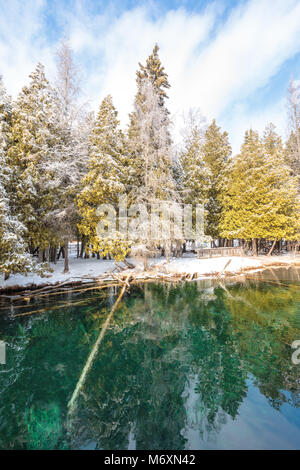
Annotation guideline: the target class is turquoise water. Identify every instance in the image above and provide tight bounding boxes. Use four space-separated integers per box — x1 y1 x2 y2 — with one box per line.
0 268 300 449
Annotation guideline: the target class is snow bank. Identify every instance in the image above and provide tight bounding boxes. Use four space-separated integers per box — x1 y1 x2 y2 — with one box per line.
0 253 296 291
0 257 116 290
162 256 264 276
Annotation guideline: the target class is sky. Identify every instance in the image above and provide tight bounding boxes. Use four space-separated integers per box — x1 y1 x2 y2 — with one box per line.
1 0 300 154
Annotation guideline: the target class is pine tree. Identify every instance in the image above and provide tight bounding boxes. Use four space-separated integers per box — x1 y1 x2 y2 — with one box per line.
220 127 299 254
128 44 172 193
128 45 174 198
136 44 170 106
127 78 178 263
0 77 35 279
203 119 232 240
131 79 175 202
127 45 177 262
77 95 129 261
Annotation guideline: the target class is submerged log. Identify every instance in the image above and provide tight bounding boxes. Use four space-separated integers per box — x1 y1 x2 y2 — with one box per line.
67 274 130 413
216 259 232 279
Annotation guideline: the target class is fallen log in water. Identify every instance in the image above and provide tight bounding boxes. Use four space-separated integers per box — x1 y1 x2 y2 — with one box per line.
2 256 299 302
216 259 232 279
67 274 131 414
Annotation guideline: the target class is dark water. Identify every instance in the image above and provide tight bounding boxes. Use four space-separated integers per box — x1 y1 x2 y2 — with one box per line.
0 267 300 450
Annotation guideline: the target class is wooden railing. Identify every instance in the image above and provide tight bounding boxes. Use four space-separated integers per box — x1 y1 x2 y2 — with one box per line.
196 247 243 258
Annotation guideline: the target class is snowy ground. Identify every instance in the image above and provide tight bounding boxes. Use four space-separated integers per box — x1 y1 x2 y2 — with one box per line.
0 252 298 291
0 257 116 290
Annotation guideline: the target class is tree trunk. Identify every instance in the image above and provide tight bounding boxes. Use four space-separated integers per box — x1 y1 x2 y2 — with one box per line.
64 239 69 273
252 238 258 256
142 255 149 270
45 246 50 263
267 239 277 256
38 247 44 263
80 237 85 258
53 246 57 265
57 246 64 260
4 272 9 281
257 238 261 255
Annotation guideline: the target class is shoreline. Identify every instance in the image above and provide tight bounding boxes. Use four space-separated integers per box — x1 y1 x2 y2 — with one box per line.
0 254 299 297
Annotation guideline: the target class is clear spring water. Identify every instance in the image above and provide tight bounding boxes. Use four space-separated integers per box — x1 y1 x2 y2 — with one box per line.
0 267 300 450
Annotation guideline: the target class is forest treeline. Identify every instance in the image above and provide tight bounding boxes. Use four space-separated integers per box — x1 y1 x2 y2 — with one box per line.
0 42 300 279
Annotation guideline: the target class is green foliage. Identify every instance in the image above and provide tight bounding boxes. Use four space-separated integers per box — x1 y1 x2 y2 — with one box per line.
179 124 209 205
136 43 170 106
77 95 129 261
128 46 174 204
220 126 300 241
8 64 59 248
1 279 300 448
203 119 232 238
0 77 36 277
25 404 62 450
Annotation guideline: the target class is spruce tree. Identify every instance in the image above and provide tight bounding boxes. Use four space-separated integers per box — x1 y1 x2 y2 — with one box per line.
127 78 178 263
131 79 175 202
128 45 172 193
136 44 170 106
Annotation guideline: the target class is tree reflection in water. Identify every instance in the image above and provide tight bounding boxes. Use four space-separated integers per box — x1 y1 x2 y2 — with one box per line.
0 268 300 449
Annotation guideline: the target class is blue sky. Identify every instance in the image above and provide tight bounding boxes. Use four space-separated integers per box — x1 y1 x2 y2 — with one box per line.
1 0 300 153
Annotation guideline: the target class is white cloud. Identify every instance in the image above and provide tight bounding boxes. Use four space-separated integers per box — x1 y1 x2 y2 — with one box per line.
1 0 300 151
185 0 300 115
0 0 56 95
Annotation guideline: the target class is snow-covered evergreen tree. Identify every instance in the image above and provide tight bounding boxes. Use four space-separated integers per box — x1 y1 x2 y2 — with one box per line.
0 77 35 279
128 45 172 194
127 46 180 263
179 113 209 206
285 131 300 190
77 95 129 261
128 78 179 263
44 40 91 272
130 79 175 203
287 78 300 171
9 63 59 253
136 43 170 106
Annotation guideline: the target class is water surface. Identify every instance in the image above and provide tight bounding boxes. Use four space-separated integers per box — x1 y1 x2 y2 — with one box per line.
0 267 300 449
